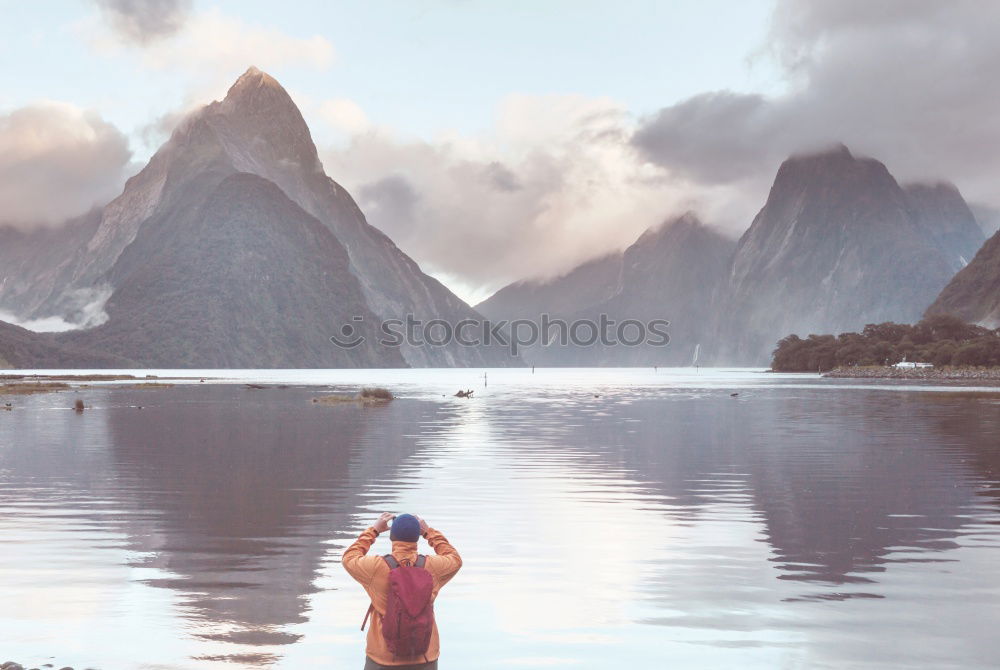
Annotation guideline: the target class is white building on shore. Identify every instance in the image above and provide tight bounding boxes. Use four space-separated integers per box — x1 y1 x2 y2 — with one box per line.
894 360 933 369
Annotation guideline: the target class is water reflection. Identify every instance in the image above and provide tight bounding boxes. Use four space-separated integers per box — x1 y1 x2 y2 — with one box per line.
2 375 1000 669
0 386 456 667
487 389 997 597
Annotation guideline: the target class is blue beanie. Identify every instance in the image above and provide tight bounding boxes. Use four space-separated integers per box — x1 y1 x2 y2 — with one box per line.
390 513 421 542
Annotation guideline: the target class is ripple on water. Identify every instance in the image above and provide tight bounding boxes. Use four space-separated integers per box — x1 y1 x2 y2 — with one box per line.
0 373 999 668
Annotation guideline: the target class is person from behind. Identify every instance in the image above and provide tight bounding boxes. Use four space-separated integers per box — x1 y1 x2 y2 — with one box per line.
343 512 462 669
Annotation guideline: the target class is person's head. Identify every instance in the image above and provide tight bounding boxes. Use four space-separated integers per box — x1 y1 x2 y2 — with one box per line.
390 513 421 542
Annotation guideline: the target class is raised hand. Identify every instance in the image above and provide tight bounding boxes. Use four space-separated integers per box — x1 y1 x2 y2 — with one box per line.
415 514 429 535
373 512 395 533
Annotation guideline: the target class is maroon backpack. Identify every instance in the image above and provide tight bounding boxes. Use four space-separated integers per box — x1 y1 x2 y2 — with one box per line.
362 554 435 659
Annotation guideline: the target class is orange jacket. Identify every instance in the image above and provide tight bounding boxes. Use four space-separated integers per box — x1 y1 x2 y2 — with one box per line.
343 526 462 666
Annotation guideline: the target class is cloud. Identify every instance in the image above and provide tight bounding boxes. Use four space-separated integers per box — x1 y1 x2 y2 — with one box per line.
633 0 1000 216
91 8 334 78
633 92 784 185
482 161 522 193
137 104 194 151
321 1 1000 302
359 175 420 229
94 0 191 44
319 98 371 137
0 103 133 227
0 286 112 332
321 94 708 302
70 0 999 305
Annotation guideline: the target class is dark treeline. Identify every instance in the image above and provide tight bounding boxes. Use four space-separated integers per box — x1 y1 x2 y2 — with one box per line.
771 314 1000 372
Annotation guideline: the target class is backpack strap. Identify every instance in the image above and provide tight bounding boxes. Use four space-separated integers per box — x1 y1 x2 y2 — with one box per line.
385 554 426 568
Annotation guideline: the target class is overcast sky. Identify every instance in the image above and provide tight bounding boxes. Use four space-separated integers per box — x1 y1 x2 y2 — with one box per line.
3 1 999 303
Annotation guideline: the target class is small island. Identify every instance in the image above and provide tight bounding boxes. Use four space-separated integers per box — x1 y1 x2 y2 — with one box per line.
312 386 394 406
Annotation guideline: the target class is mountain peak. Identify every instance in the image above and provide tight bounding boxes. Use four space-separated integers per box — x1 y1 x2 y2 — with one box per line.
789 143 854 162
199 66 322 175
724 144 964 362
668 210 703 228
638 210 702 243
230 66 281 93
770 142 895 196
220 66 299 118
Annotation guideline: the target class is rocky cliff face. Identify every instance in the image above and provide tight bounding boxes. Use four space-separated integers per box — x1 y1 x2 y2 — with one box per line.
186 68 505 366
1 67 508 367
598 212 733 365
60 173 397 367
926 228 1000 327
716 145 968 364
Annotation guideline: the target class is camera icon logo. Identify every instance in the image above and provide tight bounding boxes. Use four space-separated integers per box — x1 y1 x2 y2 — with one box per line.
330 316 366 349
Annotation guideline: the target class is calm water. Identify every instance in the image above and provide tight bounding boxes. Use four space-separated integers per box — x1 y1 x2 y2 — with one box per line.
1 368 999 669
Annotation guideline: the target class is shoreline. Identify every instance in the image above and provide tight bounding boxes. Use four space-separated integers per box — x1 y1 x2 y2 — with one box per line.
0 373 203 382
822 366 1000 382
0 374 194 398
0 375 396 406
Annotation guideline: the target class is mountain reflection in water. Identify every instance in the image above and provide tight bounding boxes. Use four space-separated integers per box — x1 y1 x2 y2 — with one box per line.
1 372 998 669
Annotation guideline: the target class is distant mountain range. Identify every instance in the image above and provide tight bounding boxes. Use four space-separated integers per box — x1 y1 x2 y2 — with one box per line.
481 145 990 365
1 70 997 368
0 68 508 368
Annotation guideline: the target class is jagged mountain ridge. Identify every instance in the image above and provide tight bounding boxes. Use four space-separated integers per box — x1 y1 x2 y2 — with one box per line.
0 67 509 368
480 145 985 366
2 87 989 369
